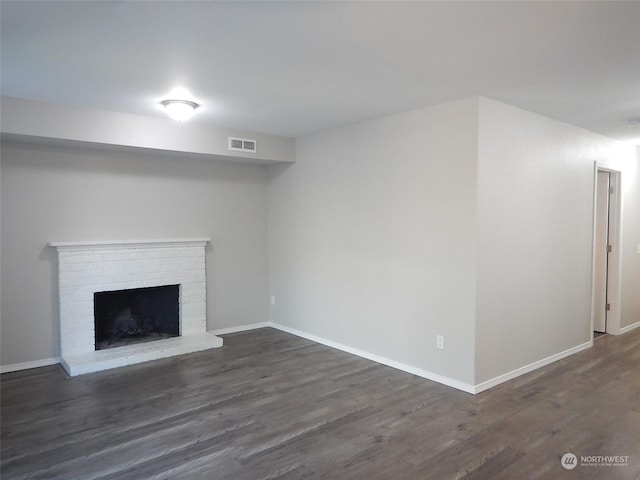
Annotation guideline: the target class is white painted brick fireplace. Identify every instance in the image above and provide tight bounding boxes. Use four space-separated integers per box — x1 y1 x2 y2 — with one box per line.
50 238 223 376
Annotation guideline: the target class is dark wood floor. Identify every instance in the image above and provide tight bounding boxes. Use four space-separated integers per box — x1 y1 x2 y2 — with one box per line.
2 327 639 480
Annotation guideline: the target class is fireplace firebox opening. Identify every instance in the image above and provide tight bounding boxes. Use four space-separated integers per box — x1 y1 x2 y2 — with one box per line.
94 285 179 350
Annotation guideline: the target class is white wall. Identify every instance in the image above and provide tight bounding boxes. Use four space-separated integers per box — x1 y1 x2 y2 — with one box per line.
620 146 640 330
475 97 640 384
1 141 270 367
268 98 479 386
268 95 639 391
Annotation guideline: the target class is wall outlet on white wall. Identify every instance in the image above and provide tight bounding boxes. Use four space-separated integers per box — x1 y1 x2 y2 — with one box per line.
270 295 276 306
637 244 640 255
436 335 444 350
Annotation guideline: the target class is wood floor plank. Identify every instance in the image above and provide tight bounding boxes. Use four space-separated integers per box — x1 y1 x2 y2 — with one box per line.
2 327 640 479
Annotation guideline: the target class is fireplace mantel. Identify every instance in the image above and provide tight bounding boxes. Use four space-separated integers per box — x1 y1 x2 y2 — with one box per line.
50 238 222 375
49 237 211 250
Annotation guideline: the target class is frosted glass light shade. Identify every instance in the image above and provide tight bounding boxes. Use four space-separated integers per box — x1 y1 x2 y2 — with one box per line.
161 99 199 121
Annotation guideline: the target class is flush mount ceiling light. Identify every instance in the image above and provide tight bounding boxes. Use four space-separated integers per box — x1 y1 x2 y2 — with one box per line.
161 99 199 122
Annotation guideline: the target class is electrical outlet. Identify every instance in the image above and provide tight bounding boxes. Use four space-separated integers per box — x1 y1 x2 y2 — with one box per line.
436 335 444 350
270 296 276 306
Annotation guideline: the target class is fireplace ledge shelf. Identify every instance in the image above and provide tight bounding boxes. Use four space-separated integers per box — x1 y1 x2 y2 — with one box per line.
61 332 223 376
49 238 210 251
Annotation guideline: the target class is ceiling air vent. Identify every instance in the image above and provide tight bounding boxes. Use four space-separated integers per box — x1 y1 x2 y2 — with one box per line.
228 137 257 153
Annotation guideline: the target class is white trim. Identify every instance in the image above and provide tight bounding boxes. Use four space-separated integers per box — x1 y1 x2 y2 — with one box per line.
473 341 592 394
269 322 476 394
49 238 210 251
1 357 60 374
606 169 623 335
212 322 270 336
591 163 623 336
0 327 606 394
619 321 640 334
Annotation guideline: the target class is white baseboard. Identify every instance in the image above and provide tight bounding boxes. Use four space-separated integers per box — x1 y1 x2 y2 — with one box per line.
1 325 606 396
619 321 640 334
0 323 270 375
1 357 60 374
212 322 270 336
473 341 593 394
269 322 476 394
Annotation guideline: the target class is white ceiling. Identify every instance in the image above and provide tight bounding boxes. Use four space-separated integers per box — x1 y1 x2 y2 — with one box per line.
2 1 639 143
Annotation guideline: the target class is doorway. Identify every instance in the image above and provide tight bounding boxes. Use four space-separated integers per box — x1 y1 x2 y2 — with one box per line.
592 165 622 336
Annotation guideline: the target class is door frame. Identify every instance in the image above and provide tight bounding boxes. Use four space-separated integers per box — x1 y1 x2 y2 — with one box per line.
591 162 622 336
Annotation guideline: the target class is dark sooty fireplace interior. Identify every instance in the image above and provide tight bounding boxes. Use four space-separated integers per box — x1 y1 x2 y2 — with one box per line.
94 285 179 350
